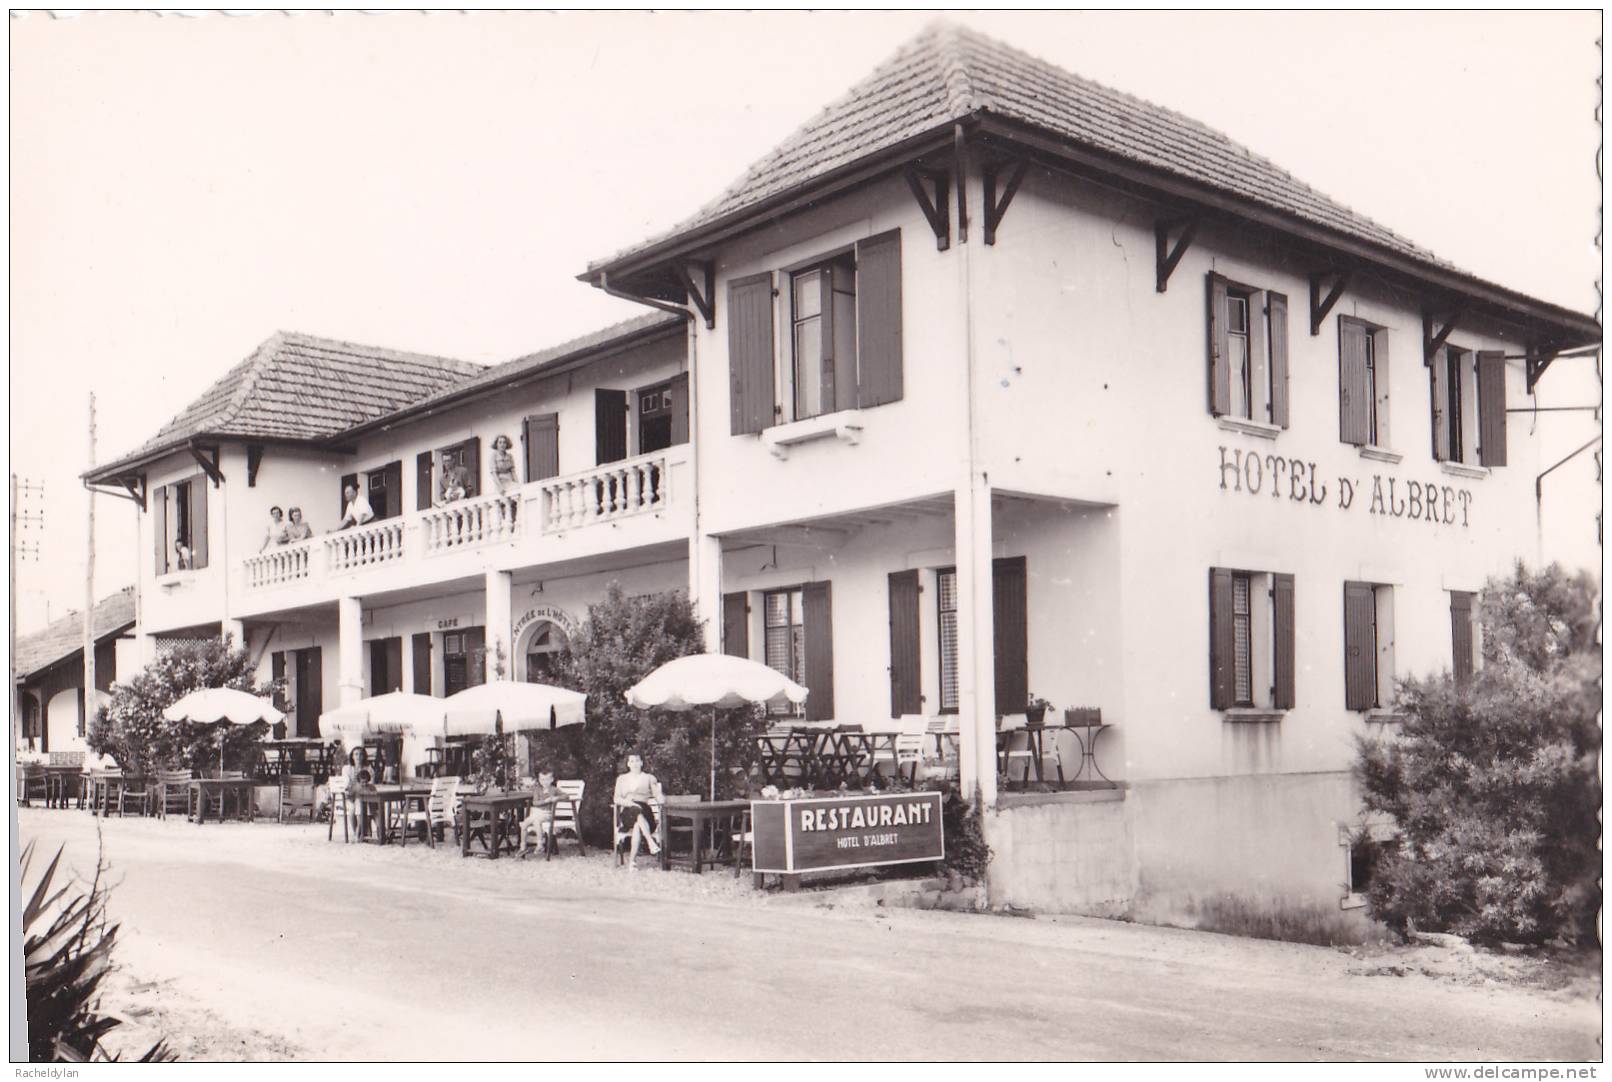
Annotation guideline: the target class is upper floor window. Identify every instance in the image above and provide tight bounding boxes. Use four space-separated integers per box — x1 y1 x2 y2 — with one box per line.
1209 567 1295 712
728 229 904 435
1207 273 1290 428
417 438 481 510
1339 317 1391 448
1432 345 1509 468
152 476 208 574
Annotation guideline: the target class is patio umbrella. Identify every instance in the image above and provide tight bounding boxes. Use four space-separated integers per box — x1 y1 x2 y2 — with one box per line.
624 654 809 799
441 680 588 737
317 691 445 741
162 687 284 774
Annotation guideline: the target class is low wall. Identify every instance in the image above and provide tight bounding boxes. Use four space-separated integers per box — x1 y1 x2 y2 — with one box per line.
985 790 1135 916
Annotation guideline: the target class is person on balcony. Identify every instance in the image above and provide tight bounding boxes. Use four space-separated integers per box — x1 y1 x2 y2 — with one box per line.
285 507 313 541
172 538 193 570
489 435 518 494
435 460 470 506
337 483 374 530
261 506 289 552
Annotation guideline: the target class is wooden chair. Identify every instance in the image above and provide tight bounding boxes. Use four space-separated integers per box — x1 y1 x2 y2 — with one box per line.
327 775 352 842
16 764 48 807
279 773 317 823
613 801 665 866
550 780 586 856
731 808 754 879
405 775 459 847
154 770 193 819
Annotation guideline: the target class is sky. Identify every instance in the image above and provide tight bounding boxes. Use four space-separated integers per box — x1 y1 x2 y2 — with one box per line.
9 9 1603 634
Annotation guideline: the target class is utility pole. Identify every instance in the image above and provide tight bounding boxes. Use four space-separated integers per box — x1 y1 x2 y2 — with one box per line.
12 476 44 750
83 393 96 740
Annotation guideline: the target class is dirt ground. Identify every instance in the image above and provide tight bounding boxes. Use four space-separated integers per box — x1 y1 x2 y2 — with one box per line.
15 807 1602 1062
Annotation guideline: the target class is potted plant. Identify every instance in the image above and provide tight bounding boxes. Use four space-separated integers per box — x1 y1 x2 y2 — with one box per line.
1025 695 1053 729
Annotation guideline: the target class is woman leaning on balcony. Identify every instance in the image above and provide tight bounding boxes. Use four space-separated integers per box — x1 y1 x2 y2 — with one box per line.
285 507 313 541
490 434 517 494
261 506 289 552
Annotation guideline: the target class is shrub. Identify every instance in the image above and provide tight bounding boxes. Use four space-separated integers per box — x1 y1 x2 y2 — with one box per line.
541 584 762 844
88 636 275 775
1356 562 1600 945
22 842 172 1062
940 791 993 882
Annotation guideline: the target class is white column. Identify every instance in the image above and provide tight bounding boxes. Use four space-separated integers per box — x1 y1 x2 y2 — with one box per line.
337 596 364 706
223 618 246 650
688 534 724 652
136 632 158 668
400 636 415 694
954 476 998 809
484 570 513 680
430 632 446 698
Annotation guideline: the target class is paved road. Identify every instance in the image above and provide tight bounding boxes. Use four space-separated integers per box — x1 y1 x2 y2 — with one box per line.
16 809 1599 1061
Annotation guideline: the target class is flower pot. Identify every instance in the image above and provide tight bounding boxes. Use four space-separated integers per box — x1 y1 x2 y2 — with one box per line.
1025 706 1047 729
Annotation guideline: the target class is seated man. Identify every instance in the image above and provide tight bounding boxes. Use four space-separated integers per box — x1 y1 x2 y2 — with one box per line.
337 483 374 530
516 768 564 857
435 461 470 506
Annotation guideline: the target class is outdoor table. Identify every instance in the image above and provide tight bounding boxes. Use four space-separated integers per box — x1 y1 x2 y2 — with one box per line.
754 733 813 786
659 799 751 874
354 784 433 846
458 791 532 859
1067 716 1113 785
44 766 84 808
187 778 257 824
838 733 896 785
997 725 1073 788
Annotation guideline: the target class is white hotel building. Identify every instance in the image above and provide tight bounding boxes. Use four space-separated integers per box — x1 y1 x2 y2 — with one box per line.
84 26 1599 938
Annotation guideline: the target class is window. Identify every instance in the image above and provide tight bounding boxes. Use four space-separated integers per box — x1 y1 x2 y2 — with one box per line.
1450 590 1477 685
937 569 959 713
1339 318 1390 448
634 374 689 455
728 230 903 435
366 461 403 520
1207 274 1290 427
1433 346 1509 467
152 476 208 574
442 627 484 698
1209 568 1295 712
368 637 402 695
1343 581 1395 711
763 588 806 716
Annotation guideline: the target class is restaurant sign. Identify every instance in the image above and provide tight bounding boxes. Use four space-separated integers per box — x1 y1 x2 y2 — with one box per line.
751 791 945 874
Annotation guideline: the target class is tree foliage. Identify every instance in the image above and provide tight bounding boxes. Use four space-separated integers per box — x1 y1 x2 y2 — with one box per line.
87 637 274 775
1356 562 1600 944
536 584 762 844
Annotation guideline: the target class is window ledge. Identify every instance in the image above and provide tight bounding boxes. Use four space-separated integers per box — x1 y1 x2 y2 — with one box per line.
1223 708 1284 724
156 571 197 589
1340 892 1368 911
1358 445 1403 464
1440 461 1489 480
761 410 864 460
1215 416 1281 440
1364 708 1406 724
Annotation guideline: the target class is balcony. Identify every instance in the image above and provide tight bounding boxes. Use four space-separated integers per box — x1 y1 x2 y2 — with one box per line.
239 446 688 602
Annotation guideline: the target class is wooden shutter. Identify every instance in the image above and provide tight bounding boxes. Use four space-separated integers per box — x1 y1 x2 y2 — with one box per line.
369 461 402 520
464 627 486 687
461 438 481 498
270 651 288 711
1268 292 1290 428
722 592 749 658
887 570 922 718
595 389 628 465
301 647 323 738
340 472 358 519
411 633 432 696
523 413 560 481
1208 567 1234 709
416 452 433 511
152 484 169 576
1430 348 1450 461
188 480 209 569
1450 591 1475 685
1477 350 1508 467
855 230 903 408
992 556 1028 715
802 581 834 721
668 372 690 446
1272 573 1296 710
728 272 775 434
1338 320 1370 445
1343 581 1377 710
1207 273 1230 416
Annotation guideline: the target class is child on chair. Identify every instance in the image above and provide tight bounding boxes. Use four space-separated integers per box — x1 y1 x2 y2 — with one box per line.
517 768 563 857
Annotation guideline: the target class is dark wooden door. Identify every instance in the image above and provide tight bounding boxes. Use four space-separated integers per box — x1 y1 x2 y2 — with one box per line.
294 647 323 738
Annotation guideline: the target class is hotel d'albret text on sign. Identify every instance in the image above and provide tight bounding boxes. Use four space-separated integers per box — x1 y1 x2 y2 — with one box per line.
751 792 944 874
1217 444 1476 528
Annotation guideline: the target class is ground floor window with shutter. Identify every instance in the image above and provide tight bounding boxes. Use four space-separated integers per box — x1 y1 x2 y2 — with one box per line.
1449 590 1478 685
763 588 806 717
1209 567 1295 715
937 569 960 713
1343 581 1396 711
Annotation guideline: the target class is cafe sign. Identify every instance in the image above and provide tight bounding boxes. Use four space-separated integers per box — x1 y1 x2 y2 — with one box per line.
751 791 944 874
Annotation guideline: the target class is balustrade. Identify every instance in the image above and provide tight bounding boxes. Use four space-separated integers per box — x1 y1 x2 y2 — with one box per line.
325 519 406 574
541 454 667 532
243 539 315 589
421 491 521 554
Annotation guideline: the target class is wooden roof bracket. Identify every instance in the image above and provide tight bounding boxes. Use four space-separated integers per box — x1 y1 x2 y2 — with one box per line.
246 444 264 488
982 157 1029 245
1527 343 1561 392
1422 309 1465 365
120 474 146 511
188 442 224 488
904 166 951 251
1154 218 1197 292
671 261 716 330
1308 270 1351 335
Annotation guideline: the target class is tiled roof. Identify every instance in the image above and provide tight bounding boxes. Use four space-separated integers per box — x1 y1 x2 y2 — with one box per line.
343 311 684 436
588 22 1440 273
14 588 137 683
90 333 484 478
